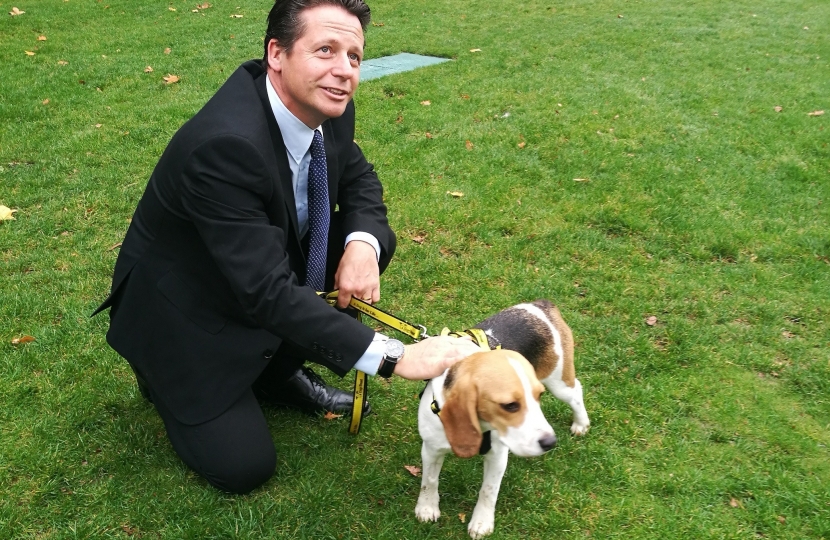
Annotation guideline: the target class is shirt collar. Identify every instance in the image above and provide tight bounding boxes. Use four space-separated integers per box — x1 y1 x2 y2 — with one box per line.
265 75 321 164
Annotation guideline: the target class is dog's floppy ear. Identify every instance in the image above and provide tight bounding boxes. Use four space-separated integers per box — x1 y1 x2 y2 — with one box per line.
440 375 482 458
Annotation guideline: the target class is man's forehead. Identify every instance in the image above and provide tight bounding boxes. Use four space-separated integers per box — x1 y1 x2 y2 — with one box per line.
300 6 364 43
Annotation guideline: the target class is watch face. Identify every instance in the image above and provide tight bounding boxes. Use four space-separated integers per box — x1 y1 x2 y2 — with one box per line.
386 339 405 359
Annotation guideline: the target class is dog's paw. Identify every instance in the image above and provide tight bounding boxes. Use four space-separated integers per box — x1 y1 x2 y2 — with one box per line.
415 502 441 522
570 421 590 436
467 514 494 539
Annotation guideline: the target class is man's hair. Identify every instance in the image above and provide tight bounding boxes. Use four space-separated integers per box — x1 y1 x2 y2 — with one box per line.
263 0 371 66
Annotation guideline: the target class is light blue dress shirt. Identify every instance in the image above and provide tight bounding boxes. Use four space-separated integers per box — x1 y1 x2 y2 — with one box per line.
265 76 388 375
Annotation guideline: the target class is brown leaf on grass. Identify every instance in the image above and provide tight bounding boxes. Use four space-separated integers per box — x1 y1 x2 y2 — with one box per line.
460 93 470 99
25 51 35 56
617 14 624 18
465 140 473 150
11 335 36 345
107 242 122 251
37 35 47 41
168 6 177 11
646 316 658 326
573 178 589 182
95 124 102 128
782 331 795 339
144 66 154 73
395 115 403 124
518 141 526 149
121 524 136 536
420 100 431 106
0 205 17 221
42 99 50 105
411 235 425 244
774 106 783 112
469 48 481 53
447 191 464 198
425 132 433 139
458 513 467 523
164 47 171 54
371 21 384 27
729 498 743 508
777 516 786 524
404 465 421 476
230 14 243 18
10 7 25 16
323 411 343 420
163 74 180 85
197 2 211 8
808 110 824 116
58 60 68 66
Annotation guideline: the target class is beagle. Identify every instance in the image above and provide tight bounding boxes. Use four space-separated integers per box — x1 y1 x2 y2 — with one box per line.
415 300 590 538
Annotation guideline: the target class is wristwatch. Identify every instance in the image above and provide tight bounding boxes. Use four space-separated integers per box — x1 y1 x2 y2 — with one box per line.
377 339 405 378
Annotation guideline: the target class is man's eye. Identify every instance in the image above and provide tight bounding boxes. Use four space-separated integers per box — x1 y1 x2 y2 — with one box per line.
501 402 520 413
320 46 331 53
349 53 361 63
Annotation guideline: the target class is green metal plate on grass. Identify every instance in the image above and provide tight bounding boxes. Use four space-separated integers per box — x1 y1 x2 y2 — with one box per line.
360 53 451 81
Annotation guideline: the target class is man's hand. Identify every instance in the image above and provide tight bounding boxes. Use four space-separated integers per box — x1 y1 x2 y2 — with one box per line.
334 240 380 308
393 336 482 380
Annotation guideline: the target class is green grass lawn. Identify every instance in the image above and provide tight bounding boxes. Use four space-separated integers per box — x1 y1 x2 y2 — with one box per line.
2 0 829 538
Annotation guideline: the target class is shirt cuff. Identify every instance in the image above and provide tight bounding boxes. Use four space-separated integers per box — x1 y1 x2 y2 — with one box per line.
353 333 387 376
344 232 380 262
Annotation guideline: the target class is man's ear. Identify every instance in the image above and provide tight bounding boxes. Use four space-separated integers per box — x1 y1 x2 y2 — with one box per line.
440 378 482 458
266 38 284 73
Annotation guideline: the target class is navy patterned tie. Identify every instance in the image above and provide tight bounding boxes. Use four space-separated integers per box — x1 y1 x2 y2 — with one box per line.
305 129 329 291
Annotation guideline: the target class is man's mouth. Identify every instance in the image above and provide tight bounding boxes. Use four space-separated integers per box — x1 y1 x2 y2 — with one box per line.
324 87 349 97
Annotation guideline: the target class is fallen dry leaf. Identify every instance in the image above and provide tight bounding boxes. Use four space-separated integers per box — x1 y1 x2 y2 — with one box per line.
458 513 467 523
465 140 473 150
808 110 824 116
163 74 180 85
469 48 481 53
646 316 658 326
573 178 589 182
164 47 171 54
371 21 384 27
10 7 25 16
0 205 17 221
230 14 243 18
425 132 433 139
782 331 795 338
395 115 403 124
323 411 343 420
58 60 68 65
168 6 177 11
404 465 421 476
144 66 154 73
37 35 47 41
42 99 50 105
411 235 425 244
729 497 743 509
197 2 211 8
518 141 526 149
447 191 464 198
107 242 122 251
25 51 35 56
11 335 36 345
778 516 786 524
774 106 783 112
420 100 431 106
618 14 624 18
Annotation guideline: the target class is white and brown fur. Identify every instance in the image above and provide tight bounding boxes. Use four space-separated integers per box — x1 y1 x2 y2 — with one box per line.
415 300 589 539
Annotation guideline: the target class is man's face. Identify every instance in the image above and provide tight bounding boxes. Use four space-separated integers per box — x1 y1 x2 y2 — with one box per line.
267 5 364 128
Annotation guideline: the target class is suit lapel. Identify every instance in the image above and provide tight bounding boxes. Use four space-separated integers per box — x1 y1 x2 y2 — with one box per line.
322 120 339 208
254 73 303 250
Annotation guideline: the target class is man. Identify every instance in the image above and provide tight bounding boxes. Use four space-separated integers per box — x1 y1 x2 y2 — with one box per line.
95 0 479 494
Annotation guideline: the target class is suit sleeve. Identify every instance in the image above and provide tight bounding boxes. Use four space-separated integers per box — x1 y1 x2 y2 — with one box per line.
179 133 374 374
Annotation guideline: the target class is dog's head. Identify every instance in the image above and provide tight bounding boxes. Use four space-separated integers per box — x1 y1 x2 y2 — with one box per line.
440 349 556 458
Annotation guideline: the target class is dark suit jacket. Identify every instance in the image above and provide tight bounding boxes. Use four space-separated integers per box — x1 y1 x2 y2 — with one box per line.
95 60 396 424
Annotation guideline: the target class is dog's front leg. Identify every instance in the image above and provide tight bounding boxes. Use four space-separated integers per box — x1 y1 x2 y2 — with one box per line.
415 442 448 522
468 441 509 539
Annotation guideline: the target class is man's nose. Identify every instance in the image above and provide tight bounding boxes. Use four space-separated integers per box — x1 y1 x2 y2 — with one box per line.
331 54 356 78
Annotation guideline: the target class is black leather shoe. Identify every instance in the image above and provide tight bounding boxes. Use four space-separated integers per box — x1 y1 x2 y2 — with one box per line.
255 366 371 416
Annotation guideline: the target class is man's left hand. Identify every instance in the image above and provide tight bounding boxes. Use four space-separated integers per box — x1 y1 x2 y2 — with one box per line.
334 240 380 308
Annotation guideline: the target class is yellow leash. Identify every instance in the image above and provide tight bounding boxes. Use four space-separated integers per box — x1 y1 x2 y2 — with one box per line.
318 291 497 434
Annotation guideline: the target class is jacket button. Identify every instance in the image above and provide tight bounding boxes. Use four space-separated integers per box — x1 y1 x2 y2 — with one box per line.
335 354 343 362
263 349 275 360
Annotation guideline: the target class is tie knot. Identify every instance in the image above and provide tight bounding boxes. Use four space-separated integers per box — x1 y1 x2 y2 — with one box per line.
310 129 325 159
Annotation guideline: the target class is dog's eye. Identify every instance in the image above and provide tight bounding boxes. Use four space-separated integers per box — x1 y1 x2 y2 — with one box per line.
501 402 520 413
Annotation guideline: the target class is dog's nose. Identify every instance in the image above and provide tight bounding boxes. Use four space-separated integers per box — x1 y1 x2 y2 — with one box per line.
538 434 557 452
